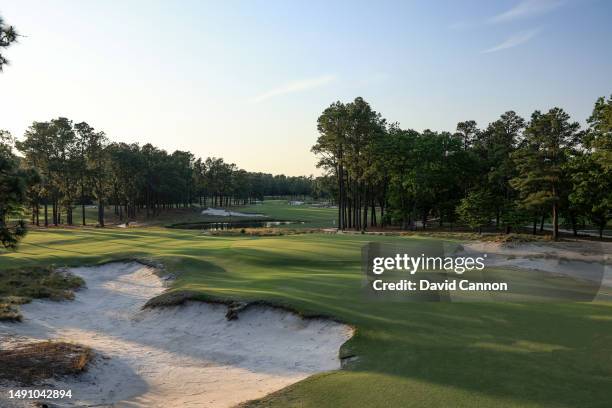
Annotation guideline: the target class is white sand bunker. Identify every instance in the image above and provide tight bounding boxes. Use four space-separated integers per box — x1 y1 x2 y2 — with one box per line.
459 241 612 288
201 207 264 217
0 263 353 407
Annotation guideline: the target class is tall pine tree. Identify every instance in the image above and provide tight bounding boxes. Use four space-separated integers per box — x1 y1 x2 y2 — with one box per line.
511 108 579 240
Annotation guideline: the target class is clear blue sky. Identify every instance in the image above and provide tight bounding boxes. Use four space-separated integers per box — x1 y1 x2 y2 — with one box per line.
0 0 610 175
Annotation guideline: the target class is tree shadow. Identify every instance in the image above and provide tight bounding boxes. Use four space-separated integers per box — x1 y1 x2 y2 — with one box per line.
346 301 612 407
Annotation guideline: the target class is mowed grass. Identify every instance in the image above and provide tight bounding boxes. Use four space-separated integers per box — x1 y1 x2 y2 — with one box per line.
1 205 611 407
185 200 339 228
233 200 339 228
20 200 338 228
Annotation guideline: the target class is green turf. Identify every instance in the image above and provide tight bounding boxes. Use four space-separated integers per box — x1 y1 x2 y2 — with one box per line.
175 199 340 228
20 200 339 228
232 200 339 228
2 204 611 407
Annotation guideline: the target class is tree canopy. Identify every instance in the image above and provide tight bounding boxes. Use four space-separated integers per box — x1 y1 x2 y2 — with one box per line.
0 15 17 71
0 131 30 248
13 118 317 232
312 96 611 239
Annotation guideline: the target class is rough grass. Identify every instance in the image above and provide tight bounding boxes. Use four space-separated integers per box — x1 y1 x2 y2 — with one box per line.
205 227 321 237
0 303 21 322
0 267 84 321
143 289 205 308
0 341 92 384
398 231 553 243
0 266 84 300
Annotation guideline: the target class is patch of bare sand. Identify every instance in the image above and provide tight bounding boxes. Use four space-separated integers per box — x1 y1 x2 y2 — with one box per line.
0 263 353 407
458 241 612 290
201 208 264 217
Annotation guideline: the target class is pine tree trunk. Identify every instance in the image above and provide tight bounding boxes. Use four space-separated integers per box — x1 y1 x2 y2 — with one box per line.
552 182 559 240
98 200 105 227
552 202 558 241
361 186 367 231
371 198 376 227
347 199 352 229
338 164 344 229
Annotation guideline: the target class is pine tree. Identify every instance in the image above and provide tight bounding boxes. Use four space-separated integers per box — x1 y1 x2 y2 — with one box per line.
0 131 28 248
510 108 579 240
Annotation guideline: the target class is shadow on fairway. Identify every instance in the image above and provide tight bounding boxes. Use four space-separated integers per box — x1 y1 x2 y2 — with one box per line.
334 301 612 407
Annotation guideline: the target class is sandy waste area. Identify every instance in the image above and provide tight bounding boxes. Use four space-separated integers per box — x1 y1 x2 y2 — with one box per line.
201 208 264 217
459 241 612 300
0 263 353 407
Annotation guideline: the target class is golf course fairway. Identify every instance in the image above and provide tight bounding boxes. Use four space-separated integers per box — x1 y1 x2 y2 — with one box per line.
2 210 611 407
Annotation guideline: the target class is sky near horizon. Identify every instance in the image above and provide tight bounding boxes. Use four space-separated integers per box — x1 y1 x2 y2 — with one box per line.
0 0 610 176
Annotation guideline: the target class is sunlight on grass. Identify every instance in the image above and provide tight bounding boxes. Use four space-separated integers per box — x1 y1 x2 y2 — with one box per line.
2 216 612 407
472 340 571 353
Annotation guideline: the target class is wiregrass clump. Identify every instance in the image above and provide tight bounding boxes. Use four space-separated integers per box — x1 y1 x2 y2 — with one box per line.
206 228 320 237
0 341 92 384
0 267 84 321
399 231 552 243
0 302 21 322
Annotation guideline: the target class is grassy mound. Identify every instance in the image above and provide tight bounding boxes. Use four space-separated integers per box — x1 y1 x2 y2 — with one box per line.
143 289 202 308
0 341 92 384
0 303 21 322
0 267 84 321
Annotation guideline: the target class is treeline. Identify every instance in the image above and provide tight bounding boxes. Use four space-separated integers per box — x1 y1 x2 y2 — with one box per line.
4 117 314 228
313 96 611 239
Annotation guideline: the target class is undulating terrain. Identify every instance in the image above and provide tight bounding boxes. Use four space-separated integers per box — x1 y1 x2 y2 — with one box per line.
1 202 611 407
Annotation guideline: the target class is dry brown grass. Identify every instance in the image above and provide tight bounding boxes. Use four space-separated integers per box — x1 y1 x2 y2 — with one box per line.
206 227 320 237
398 230 552 243
479 233 553 243
0 341 93 384
0 302 21 321
0 296 30 321
0 268 84 323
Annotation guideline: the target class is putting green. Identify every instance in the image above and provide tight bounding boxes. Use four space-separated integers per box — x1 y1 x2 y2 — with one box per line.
2 206 611 407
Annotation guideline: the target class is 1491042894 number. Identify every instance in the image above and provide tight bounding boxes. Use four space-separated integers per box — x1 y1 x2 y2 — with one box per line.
8 389 72 399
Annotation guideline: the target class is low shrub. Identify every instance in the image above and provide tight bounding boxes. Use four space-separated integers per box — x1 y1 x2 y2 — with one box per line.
0 303 21 322
0 267 85 322
0 341 92 384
